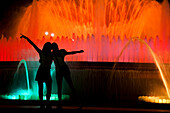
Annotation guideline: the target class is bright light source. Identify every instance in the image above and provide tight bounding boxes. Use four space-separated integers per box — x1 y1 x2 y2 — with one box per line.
45 31 48 35
138 96 170 104
72 39 75 41
51 33 54 37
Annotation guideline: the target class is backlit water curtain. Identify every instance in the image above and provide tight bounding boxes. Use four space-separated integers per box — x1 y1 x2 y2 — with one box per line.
0 0 170 102
0 0 169 62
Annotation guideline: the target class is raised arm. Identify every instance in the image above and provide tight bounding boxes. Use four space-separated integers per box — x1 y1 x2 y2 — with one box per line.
66 50 84 55
20 34 41 54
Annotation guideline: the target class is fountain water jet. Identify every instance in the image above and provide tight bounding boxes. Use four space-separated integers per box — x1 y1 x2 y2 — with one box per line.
14 59 30 94
15 0 165 40
0 60 70 100
0 0 169 62
112 37 170 98
0 0 169 106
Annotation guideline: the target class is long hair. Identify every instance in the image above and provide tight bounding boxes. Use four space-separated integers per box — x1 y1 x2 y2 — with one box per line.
42 42 51 54
52 42 59 51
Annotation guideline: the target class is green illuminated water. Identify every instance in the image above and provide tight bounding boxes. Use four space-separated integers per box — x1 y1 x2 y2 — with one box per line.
15 59 30 94
0 94 69 101
0 60 70 101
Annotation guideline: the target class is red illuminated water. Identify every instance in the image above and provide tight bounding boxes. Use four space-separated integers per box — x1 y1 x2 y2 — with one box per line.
0 35 170 62
0 0 169 62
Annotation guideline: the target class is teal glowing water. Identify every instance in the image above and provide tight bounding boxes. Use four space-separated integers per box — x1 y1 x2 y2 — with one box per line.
0 94 69 101
0 59 70 101
15 59 30 94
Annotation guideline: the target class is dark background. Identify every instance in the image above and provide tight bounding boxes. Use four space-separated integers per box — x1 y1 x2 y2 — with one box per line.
0 0 169 38
0 0 32 37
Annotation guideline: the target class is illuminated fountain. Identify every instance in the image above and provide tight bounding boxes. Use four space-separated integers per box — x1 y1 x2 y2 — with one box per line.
0 59 70 100
0 0 169 62
0 0 170 105
111 37 170 104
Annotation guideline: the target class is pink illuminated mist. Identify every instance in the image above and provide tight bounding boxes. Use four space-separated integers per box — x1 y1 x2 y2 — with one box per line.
0 0 169 62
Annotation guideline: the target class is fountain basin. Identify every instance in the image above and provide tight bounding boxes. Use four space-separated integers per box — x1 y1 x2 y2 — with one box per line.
138 96 170 104
0 93 69 101
1 61 170 106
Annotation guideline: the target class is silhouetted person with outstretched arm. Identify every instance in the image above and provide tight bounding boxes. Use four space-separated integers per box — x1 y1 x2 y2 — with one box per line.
20 34 52 109
52 42 84 109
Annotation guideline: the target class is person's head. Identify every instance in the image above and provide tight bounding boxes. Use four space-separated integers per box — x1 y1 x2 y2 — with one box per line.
52 42 59 52
42 42 52 54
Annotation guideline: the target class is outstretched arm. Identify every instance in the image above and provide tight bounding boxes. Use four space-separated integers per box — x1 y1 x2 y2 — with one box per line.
20 34 41 54
66 50 84 55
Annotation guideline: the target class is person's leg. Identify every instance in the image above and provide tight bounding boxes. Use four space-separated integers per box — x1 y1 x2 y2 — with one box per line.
56 73 63 108
38 81 44 108
64 73 82 107
46 81 52 101
64 73 75 94
46 81 52 108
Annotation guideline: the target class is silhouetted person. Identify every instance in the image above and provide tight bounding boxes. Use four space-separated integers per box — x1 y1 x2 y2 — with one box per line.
20 34 52 109
52 42 84 109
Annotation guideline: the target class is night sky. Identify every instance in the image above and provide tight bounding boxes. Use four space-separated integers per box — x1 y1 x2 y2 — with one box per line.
0 0 32 37
0 0 169 38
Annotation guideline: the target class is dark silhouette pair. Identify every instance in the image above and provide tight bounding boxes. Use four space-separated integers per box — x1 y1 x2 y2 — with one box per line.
20 34 84 109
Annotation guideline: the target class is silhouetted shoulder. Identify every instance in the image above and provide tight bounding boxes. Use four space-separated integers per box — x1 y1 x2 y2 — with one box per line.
59 49 67 55
60 49 67 53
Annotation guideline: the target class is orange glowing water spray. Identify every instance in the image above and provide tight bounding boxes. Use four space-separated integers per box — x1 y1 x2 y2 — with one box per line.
115 37 170 98
16 0 164 40
135 38 170 98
